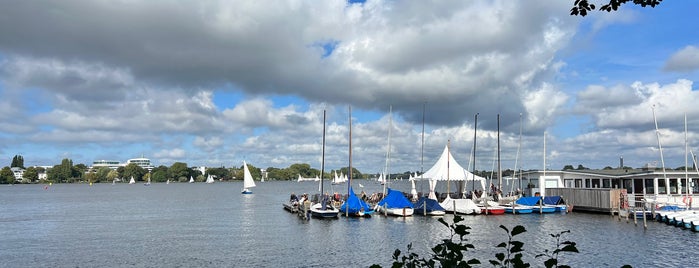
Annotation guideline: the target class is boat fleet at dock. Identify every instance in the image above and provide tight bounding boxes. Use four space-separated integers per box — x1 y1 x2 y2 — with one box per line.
283 187 570 219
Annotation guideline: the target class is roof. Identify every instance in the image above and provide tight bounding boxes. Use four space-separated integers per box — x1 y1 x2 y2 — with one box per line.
421 145 486 184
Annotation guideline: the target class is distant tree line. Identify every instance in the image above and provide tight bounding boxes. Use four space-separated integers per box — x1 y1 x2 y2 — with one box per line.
1 153 694 184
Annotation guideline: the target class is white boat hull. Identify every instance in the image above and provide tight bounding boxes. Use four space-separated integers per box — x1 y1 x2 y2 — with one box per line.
309 203 339 218
375 206 414 217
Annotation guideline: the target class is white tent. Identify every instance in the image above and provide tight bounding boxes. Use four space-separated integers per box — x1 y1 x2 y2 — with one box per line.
420 145 486 194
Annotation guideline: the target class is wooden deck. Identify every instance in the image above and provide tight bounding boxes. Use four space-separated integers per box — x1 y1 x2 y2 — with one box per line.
546 188 625 214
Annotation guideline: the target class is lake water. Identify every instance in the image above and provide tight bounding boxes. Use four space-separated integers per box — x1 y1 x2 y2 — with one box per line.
1 181 697 268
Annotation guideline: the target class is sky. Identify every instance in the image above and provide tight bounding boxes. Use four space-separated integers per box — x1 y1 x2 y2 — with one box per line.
1 0 699 175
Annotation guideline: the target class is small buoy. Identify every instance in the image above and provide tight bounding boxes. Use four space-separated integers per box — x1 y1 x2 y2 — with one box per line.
44 185 48 190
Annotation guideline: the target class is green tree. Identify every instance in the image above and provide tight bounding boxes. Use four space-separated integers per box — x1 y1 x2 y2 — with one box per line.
96 167 112 182
562 165 574 170
169 162 189 181
0 166 15 184
23 166 38 183
152 169 167 182
571 0 663 16
11 155 25 169
48 158 74 183
123 163 145 182
106 169 119 182
207 167 231 181
116 166 125 180
84 171 97 183
73 163 88 179
289 163 313 177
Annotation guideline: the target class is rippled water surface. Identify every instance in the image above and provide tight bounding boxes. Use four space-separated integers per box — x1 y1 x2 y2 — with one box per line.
1 181 696 267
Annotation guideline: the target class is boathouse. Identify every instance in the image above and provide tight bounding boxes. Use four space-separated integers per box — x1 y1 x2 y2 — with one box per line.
512 168 698 213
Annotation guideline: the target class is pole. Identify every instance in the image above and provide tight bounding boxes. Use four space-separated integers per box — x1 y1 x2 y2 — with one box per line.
497 114 502 195
321 110 326 198
471 113 478 195
421 102 425 194
652 105 670 195
347 106 352 217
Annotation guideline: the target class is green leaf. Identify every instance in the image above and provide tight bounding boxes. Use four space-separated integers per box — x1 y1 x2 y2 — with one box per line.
511 225 527 236
495 253 505 261
560 244 579 253
544 258 557 268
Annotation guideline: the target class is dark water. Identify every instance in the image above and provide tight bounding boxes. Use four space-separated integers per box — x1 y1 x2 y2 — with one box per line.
1 181 697 268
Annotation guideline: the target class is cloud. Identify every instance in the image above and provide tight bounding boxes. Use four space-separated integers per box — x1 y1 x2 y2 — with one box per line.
193 136 224 153
663 45 699 72
577 80 699 130
153 148 186 159
0 0 578 131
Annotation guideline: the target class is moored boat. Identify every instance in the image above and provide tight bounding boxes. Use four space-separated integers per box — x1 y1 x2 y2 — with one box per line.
413 196 446 216
440 196 481 215
375 188 414 217
340 187 374 217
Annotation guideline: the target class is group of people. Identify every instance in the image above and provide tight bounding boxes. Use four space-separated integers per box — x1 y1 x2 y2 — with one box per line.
289 192 310 207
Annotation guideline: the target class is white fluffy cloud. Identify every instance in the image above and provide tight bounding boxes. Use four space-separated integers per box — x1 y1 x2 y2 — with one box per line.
664 45 699 72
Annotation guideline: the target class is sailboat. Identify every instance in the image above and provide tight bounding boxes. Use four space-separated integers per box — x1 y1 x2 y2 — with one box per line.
309 109 340 218
144 177 151 186
166 179 170 185
189 176 194 183
205 174 215 184
478 115 506 215
340 106 373 217
128 176 135 185
413 104 446 216
375 106 414 217
241 161 256 194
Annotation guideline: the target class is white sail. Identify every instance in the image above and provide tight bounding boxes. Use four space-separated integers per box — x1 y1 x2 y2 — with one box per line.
243 161 256 189
189 176 194 183
129 176 135 184
206 174 214 184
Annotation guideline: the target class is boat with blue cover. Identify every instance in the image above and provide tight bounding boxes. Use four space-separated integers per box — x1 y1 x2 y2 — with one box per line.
375 188 414 217
543 196 568 212
413 196 446 216
340 187 374 217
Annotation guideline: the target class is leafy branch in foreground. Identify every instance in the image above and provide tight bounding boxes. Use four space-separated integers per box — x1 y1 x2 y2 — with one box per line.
535 230 578 268
490 225 529 268
371 216 631 268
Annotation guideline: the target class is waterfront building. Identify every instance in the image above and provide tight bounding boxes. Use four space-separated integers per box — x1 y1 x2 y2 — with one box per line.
126 157 154 171
92 160 121 170
11 167 24 182
519 169 698 196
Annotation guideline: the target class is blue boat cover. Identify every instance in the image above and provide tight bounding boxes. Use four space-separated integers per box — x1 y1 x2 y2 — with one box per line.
413 197 445 212
340 187 373 214
377 188 414 209
543 196 563 205
516 196 542 206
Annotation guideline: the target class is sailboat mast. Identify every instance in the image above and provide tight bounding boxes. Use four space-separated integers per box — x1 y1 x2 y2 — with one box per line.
516 113 522 193
543 131 546 190
348 106 352 195
652 105 669 195
421 102 425 185
321 109 326 195
685 113 689 196
472 113 478 194
383 106 392 195
497 114 502 193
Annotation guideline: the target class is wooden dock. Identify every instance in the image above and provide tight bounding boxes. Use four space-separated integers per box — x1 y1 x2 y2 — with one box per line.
546 188 625 214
